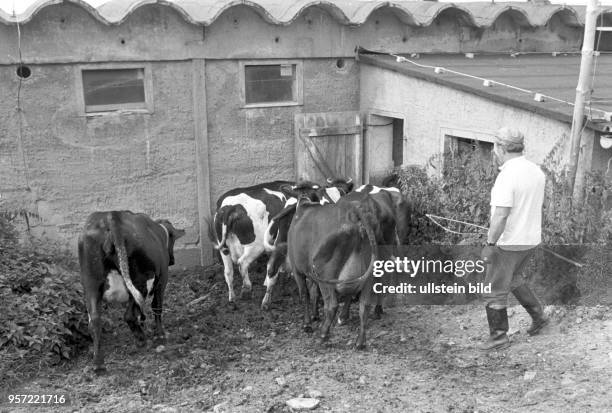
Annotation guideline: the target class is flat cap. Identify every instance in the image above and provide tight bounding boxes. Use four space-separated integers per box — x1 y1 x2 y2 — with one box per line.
495 127 524 146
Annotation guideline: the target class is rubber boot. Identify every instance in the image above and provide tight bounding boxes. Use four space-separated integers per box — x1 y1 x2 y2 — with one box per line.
512 284 549 336
478 306 510 351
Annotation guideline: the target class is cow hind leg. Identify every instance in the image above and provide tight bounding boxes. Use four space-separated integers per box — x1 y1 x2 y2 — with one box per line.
80 257 106 373
261 272 278 311
356 293 371 350
151 273 167 343
220 252 237 308
319 286 338 345
372 294 384 320
124 298 146 346
262 261 288 310
307 279 321 321
85 292 105 373
237 246 262 300
337 296 352 325
294 271 313 333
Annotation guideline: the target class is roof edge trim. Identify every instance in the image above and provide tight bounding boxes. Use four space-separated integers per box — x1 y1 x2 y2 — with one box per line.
0 1 596 29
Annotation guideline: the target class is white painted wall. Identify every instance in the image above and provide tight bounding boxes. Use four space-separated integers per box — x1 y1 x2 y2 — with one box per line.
359 63 601 172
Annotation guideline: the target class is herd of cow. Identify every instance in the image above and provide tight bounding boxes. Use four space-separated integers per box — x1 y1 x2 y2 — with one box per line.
78 176 412 372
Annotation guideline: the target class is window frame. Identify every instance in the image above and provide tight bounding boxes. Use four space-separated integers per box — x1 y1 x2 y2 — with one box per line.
239 60 303 109
75 63 154 116
438 126 496 175
448 136 494 158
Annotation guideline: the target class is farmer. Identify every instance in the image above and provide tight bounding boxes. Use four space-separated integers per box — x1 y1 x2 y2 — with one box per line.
480 127 549 351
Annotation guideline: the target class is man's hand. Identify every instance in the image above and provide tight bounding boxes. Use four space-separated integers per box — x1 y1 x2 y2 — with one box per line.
481 245 496 264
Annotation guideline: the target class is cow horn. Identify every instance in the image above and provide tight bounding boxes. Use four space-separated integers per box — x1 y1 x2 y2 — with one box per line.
326 178 333 184
346 177 353 184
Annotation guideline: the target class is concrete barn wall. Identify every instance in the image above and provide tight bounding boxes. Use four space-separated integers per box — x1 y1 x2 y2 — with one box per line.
205 58 359 205
0 62 199 258
359 64 602 173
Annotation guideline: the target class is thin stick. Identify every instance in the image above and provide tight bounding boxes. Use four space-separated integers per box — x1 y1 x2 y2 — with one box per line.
426 214 488 230
424 213 585 268
539 247 584 268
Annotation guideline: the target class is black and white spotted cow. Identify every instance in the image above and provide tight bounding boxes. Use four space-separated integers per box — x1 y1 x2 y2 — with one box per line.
206 181 296 307
325 177 354 200
260 178 354 310
78 211 185 373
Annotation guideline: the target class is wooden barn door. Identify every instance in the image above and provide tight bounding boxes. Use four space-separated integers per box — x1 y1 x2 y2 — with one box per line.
295 112 363 184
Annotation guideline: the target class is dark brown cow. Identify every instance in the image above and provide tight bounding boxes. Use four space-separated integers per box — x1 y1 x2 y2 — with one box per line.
78 211 184 373
261 179 354 310
286 195 380 349
334 184 412 323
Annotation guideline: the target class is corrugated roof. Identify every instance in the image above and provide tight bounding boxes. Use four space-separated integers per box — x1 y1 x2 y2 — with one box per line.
357 51 612 131
0 0 608 28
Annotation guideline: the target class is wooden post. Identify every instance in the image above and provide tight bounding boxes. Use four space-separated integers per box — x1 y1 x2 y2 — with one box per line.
569 0 599 204
192 58 214 266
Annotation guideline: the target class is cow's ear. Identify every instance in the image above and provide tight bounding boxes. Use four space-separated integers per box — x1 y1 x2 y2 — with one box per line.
175 228 186 239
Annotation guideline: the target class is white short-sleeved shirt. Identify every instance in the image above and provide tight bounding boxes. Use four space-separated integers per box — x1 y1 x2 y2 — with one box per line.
490 156 545 250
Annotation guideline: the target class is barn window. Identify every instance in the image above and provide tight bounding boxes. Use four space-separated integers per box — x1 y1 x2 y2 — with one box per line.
438 128 496 174
451 137 493 159
77 64 153 114
443 136 493 170
240 60 303 108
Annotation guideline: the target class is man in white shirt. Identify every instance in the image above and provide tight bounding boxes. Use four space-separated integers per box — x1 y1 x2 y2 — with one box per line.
480 127 549 351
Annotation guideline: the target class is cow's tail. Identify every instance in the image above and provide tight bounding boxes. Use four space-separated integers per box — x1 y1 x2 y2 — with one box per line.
265 203 298 252
308 205 378 290
342 205 378 291
263 218 278 251
204 214 219 246
106 213 145 313
205 211 231 254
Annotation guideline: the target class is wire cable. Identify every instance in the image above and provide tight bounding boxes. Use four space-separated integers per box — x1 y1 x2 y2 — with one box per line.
13 3 30 190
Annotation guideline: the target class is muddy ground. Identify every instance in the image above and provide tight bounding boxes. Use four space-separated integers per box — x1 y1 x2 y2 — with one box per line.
2 262 612 413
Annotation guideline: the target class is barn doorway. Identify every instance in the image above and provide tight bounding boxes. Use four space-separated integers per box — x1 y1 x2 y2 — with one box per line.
365 114 404 185
294 111 364 185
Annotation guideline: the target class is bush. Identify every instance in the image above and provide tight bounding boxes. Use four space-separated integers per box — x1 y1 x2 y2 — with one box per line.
397 149 496 244
0 216 88 373
540 139 610 244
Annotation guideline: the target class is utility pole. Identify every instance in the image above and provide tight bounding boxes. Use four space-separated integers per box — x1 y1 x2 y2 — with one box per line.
568 0 599 204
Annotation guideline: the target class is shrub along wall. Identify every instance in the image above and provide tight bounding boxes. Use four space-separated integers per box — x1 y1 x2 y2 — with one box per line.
0 216 89 381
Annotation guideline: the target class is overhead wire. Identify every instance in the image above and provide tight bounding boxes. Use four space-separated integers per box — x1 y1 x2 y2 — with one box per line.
389 52 580 108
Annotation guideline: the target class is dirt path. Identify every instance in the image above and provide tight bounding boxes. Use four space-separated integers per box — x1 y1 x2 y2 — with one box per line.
3 266 612 413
